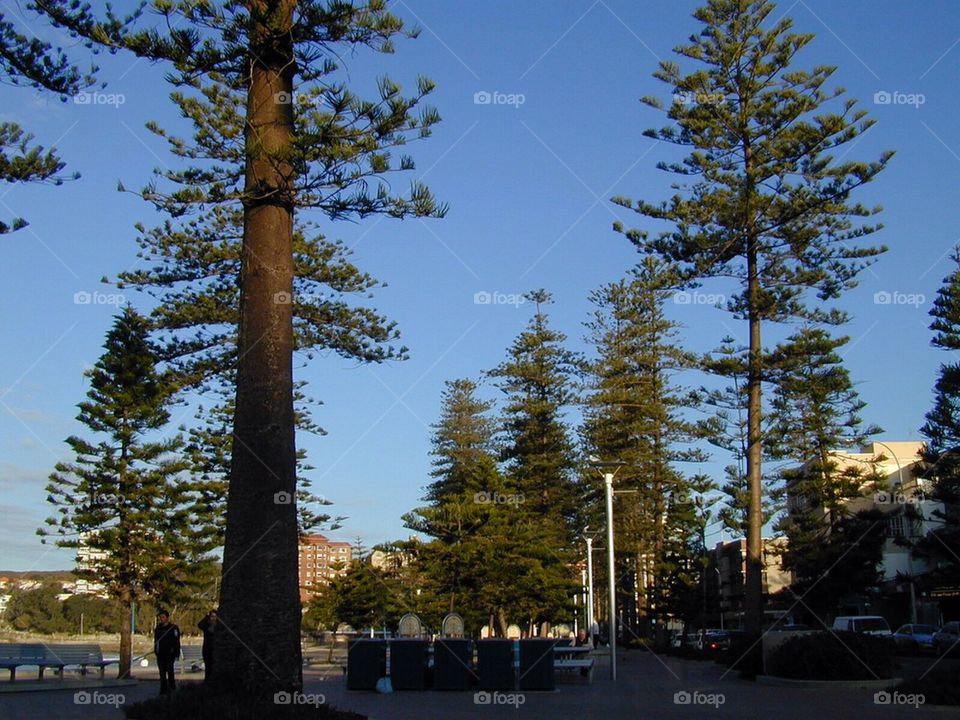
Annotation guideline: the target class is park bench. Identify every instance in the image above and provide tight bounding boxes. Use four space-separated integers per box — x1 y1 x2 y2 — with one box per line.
0 643 118 681
553 645 594 684
554 657 594 683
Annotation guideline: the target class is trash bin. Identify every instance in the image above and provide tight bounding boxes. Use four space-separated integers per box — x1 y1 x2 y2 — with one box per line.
433 639 473 690
389 639 429 690
477 639 514 690
347 639 386 690
519 639 555 691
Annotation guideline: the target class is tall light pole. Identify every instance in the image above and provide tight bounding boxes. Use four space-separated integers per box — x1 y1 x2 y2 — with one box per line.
873 441 917 624
590 457 625 681
604 471 617 680
585 530 595 638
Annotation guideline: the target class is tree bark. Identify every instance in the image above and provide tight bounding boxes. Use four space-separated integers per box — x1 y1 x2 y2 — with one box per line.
744 238 764 635
118 594 132 679
215 0 301 692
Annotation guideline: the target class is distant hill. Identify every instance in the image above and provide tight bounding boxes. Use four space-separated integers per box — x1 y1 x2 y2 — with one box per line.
0 570 75 581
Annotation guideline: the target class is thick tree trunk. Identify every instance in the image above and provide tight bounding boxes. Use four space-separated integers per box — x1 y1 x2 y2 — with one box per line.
744 242 764 635
215 0 301 693
118 595 132 679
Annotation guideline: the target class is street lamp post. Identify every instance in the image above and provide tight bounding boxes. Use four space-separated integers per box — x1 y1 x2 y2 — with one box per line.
589 457 625 681
604 470 617 681
586 534 595 637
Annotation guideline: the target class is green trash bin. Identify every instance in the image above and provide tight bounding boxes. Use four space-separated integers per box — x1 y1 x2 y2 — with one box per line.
347 639 386 690
477 639 514 690
519 639 556 691
433 639 473 690
389 639 429 690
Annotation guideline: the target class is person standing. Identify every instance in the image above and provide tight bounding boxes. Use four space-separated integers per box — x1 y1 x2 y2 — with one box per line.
154 610 181 694
197 609 219 681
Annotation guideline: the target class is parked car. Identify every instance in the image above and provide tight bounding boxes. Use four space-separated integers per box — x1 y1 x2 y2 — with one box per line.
933 621 960 657
702 630 729 652
892 624 939 655
831 615 892 636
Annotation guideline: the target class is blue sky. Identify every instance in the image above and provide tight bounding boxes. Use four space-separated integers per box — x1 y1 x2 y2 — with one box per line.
1 0 958 571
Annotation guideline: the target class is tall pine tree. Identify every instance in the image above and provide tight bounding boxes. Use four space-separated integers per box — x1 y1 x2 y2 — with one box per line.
613 0 890 631
41 308 216 677
488 291 582 626
768 327 884 617
581 258 706 639
38 0 445 690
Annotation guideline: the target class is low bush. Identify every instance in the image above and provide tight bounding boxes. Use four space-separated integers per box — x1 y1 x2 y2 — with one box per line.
765 631 895 680
124 684 365 720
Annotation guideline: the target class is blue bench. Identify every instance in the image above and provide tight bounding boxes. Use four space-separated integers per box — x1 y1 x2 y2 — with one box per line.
0 643 119 681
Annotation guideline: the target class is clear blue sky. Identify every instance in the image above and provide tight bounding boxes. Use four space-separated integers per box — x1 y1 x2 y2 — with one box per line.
2 0 958 570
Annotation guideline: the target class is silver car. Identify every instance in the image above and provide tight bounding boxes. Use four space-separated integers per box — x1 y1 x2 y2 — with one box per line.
933 621 960 657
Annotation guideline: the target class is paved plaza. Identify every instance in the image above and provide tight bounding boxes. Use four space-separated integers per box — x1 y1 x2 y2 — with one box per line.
0 652 955 719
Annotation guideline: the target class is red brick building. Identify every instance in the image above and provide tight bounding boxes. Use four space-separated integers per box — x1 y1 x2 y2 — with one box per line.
298 534 352 602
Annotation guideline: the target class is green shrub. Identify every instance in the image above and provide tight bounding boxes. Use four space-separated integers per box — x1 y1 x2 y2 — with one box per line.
124 684 364 720
895 667 960 706
765 631 895 680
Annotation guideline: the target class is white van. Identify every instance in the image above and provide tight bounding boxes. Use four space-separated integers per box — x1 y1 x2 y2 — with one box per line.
831 615 892 636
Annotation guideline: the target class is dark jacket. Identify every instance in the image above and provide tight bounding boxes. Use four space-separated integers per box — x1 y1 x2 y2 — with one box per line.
198 616 218 654
154 622 181 659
